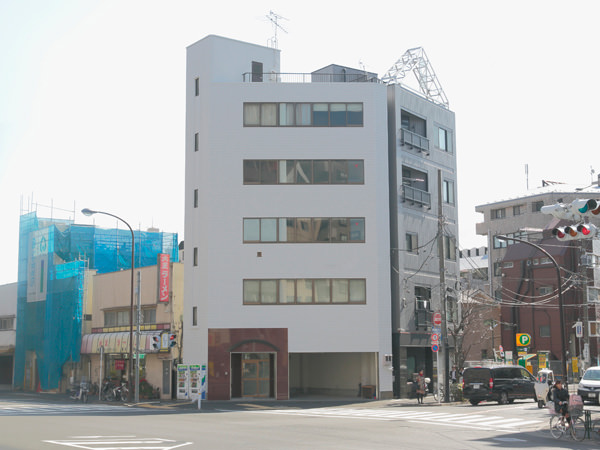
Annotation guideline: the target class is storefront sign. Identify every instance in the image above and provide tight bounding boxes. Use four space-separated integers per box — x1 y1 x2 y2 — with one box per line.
158 253 170 302
114 359 125 370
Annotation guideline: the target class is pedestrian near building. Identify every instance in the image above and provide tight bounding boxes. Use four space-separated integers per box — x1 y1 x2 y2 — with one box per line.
416 370 426 404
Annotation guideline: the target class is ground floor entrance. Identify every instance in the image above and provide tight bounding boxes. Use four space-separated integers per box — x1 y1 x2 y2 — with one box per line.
231 352 275 398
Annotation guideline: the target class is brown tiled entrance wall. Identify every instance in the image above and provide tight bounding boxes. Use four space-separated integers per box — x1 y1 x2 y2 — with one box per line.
207 328 289 400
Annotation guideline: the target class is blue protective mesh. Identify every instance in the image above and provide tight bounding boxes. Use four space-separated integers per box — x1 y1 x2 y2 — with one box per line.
13 212 179 390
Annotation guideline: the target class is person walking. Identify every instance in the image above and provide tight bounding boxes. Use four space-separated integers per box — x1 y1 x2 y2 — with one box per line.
415 370 426 404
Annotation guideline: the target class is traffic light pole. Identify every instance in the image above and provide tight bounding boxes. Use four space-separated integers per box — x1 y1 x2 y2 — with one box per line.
496 236 568 382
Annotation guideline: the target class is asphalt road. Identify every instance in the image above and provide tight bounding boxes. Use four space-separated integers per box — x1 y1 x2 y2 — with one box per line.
2 394 600 449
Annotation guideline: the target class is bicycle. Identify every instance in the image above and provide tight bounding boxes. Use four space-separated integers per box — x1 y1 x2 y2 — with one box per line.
591 418 600 441
549 413 585 441
433 384 456 402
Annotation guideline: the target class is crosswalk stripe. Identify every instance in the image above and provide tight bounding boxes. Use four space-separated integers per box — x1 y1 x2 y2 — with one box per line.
250 407 544 430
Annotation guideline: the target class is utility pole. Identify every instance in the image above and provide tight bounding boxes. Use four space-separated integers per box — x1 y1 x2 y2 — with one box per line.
437 169 450 402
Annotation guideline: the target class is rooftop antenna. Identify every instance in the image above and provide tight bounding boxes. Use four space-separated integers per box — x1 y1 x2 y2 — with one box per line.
266 10 288 49
591 165 596 184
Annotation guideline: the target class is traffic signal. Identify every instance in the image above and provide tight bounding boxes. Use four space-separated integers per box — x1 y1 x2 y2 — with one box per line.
169 334 177 348
541 199 600 220
151 334 161 350
552 223 598 241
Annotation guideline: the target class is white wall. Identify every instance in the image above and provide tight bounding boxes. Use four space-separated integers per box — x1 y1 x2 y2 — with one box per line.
184 36 393 392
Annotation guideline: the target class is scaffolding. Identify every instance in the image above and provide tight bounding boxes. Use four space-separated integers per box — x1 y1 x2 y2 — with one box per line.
13 212 179 391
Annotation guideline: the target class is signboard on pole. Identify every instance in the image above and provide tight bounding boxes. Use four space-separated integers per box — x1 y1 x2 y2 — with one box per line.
516 333 531 347
432 344 439 353
433 312 442 326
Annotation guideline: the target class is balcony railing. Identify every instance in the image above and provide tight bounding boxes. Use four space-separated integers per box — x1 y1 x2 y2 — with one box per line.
415 309 432 330
401 185 431 208
401 128 430 153
242 72 381 83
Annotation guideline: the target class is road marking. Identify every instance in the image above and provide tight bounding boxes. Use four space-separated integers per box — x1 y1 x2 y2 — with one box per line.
42 436 193 449
250 407 544 431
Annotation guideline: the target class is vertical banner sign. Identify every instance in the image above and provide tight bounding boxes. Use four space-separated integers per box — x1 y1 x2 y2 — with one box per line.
158 253 170 303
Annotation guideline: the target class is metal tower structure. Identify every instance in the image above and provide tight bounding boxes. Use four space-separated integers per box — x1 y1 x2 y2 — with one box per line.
381 47 449 109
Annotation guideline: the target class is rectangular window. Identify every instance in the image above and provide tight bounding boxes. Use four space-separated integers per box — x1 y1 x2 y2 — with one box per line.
244 159 364 185
513 205 522 215
533 201 544 212
493 236 507 249
194 132 199 152
349 279 366 303
493 262 502 276
312 103 329 126
192 306 198 326
193 247 198 266
243 103 363 127
438 127 448 151
415 286 431 310
443 180 455 204
296 279 313 303
0 317 14 330
350 218 365 242
243 218 260 242
243 280 260 304
539 286 553 295
540 325 550 337
503 261 514 268
193 189 198 208
332 279 349 303
194 77 199 96
142 308 156 324
244 217 365 243
244 278 366 304
444 235 456 261
406 232 418 253
251 61 263 82
492 208 506 219
314 279 331 303
279 279 296 304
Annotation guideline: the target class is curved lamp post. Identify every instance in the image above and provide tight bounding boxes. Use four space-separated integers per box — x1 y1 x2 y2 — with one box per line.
82 208 135 402
496 235 568 382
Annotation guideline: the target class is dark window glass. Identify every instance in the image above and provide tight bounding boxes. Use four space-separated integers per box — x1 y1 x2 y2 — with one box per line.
348 160 364 183
330 103 347 126
347 103 363 126
313 161 330 183
259 160 277 184
244 161 260 183
314 218 330 242
295 160 312 184
330 218 349 242
331 160 348 183
295 218 313 242
312 103 329 126
350 218 365 241
251 61 263 82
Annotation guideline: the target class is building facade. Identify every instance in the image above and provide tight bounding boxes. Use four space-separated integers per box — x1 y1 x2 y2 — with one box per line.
0 282 17 388
14 210 179 392
184 35 458 399
81 261 183 400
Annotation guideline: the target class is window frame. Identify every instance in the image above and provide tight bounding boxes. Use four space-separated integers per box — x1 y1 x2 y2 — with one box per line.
243 102 364 127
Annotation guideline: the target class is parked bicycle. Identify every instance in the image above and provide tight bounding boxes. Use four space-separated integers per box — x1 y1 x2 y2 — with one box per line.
433 383 456 402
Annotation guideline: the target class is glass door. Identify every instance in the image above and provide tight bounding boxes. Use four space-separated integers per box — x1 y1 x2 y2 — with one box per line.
241 353 272 398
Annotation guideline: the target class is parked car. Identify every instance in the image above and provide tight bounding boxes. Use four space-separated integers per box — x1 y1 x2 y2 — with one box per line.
462 366 536 406
578 366 600 404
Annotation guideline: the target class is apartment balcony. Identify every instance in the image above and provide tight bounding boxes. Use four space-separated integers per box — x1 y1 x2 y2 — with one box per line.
401 185 431 209
400 128 430 153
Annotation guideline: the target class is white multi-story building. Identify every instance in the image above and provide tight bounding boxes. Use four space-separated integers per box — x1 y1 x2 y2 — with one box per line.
184 35 457 400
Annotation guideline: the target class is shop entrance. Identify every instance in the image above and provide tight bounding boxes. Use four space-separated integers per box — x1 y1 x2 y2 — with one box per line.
231 352 274 398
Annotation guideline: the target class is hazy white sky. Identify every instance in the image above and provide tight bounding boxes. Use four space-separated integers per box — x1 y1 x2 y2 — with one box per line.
1 0 598 285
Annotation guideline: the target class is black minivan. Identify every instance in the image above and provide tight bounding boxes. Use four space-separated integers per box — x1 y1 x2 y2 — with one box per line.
462 366 536 406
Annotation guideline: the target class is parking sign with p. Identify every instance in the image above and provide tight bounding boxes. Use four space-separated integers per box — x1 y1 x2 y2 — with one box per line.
516 333 531 347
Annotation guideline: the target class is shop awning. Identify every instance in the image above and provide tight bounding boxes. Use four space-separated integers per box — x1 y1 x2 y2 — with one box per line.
81 332 161 354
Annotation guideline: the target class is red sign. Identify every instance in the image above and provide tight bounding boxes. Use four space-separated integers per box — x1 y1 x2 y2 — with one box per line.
114 359 125 370
432 344 439 353
431 333 440 342
433 312 442 326
158 254 170 302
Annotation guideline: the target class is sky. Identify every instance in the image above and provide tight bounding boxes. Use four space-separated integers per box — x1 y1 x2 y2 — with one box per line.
1 0 599 285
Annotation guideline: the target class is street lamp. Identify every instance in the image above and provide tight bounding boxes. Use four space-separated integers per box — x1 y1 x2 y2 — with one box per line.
82 208 135 402
496 235 568 382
